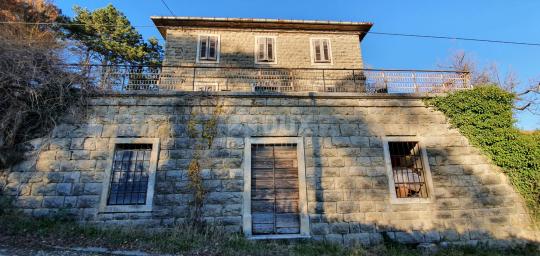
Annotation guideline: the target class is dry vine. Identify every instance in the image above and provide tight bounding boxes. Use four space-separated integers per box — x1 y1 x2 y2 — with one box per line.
186 95 223 224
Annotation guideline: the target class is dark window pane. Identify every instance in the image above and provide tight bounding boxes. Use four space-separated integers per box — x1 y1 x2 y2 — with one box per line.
107 144 152 205
267 38 274 61
314 40 321 61
200 37 207 58
208 37 216 59
389 141 428 198
322 40 330 61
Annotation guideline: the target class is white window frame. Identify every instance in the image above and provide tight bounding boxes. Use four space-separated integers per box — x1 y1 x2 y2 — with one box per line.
196 34 220 63
254 36 277 65
310 38 333 65
99 138 160 213
382 136 435 204
242 137 310 239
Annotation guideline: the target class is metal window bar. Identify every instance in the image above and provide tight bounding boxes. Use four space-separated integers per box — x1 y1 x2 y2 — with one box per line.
107 144 152 205
389 141 428 198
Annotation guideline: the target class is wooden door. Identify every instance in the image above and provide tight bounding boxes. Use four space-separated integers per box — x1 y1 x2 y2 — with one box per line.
251 144 300 235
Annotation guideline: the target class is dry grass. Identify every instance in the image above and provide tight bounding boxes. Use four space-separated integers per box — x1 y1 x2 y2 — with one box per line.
0 202 537 256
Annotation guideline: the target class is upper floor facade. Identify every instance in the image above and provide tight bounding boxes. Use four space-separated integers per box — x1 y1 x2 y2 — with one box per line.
87 17 470 94
152 17 372 69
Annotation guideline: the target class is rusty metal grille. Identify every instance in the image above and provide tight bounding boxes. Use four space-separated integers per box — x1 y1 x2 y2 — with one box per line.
389 141 428 198
251 143 300 235
107 144 152 205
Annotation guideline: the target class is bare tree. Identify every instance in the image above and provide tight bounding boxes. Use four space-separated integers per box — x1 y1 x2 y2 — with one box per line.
0 0 92 168
440 50 539 114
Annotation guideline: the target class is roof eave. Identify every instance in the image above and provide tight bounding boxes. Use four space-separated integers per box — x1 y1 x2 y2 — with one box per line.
151 16 373 41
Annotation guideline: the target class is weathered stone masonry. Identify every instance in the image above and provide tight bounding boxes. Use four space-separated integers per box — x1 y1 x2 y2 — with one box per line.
1 92 538 246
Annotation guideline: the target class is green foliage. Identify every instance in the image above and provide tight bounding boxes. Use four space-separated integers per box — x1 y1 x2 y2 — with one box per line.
426 85 540 221
64 4 163 65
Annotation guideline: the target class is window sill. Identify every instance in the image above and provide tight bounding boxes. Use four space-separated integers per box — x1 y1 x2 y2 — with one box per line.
99 204 153 213
248 234 311 240
255 61 278 65
389 197 435 205
195 60 219 64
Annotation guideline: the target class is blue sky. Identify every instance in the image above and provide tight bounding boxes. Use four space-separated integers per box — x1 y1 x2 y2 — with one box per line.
56 0 540 130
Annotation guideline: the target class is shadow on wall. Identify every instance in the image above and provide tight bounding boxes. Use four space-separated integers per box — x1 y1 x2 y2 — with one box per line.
160 35 366 93
0 35 538 248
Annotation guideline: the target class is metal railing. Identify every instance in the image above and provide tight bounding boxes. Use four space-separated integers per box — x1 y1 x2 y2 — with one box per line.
71 65 471 94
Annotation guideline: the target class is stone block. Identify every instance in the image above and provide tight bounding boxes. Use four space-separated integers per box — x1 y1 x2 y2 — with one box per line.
394 231 424 244
337 202 359 214
350 136 370 147
222 180 243 192
71 150 90 160
312 223 330 235
344 233 370 246
331 137 351 148
201 204 222 217
77 195 100 208
83 183 102 195
43 196 64 208
205 192 242 204
56 183 72 196
49 139 71 150
90 151 109 160
340 124 358 136
46 172 64 183
222 204 242 216
329 223 350 234
325 234 344 244
425 231 441 243
64 196 78 207
16 197 42 209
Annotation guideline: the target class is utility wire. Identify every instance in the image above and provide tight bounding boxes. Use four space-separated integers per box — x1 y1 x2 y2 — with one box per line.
159 0 175 16
1 21 539 47
368 31 540 47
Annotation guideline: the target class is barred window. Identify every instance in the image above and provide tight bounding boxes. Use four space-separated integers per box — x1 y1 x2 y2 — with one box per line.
388 141 429 198
107 144 152 205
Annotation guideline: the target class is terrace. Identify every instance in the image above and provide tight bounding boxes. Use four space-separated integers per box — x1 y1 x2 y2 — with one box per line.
77 65 471 94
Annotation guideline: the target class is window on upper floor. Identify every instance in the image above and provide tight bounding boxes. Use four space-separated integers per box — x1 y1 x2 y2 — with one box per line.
255 36 276 64
383 137 435 204
198 35 219 62
311 38 332 64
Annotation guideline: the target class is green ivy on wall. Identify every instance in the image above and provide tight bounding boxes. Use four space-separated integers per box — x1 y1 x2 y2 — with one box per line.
426 85 540 222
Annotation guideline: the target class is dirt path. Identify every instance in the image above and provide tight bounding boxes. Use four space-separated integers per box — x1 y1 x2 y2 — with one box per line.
0 245 107 256
0 244 155 256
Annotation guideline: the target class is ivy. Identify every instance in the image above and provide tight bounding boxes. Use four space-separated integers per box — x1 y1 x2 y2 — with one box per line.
425 85 540 222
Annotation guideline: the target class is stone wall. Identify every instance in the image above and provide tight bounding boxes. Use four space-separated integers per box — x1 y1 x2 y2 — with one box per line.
163 28 363 69
1 92 538 247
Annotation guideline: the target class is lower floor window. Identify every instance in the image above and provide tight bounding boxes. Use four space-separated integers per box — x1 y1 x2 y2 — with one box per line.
383 137 435 204
108 144 152 205
388 141 429 198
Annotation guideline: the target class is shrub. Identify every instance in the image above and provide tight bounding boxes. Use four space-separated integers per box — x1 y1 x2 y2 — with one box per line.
426 85 540 221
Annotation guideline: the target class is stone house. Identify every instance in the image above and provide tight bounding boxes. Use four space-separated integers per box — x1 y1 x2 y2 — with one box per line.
1 16 538 246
